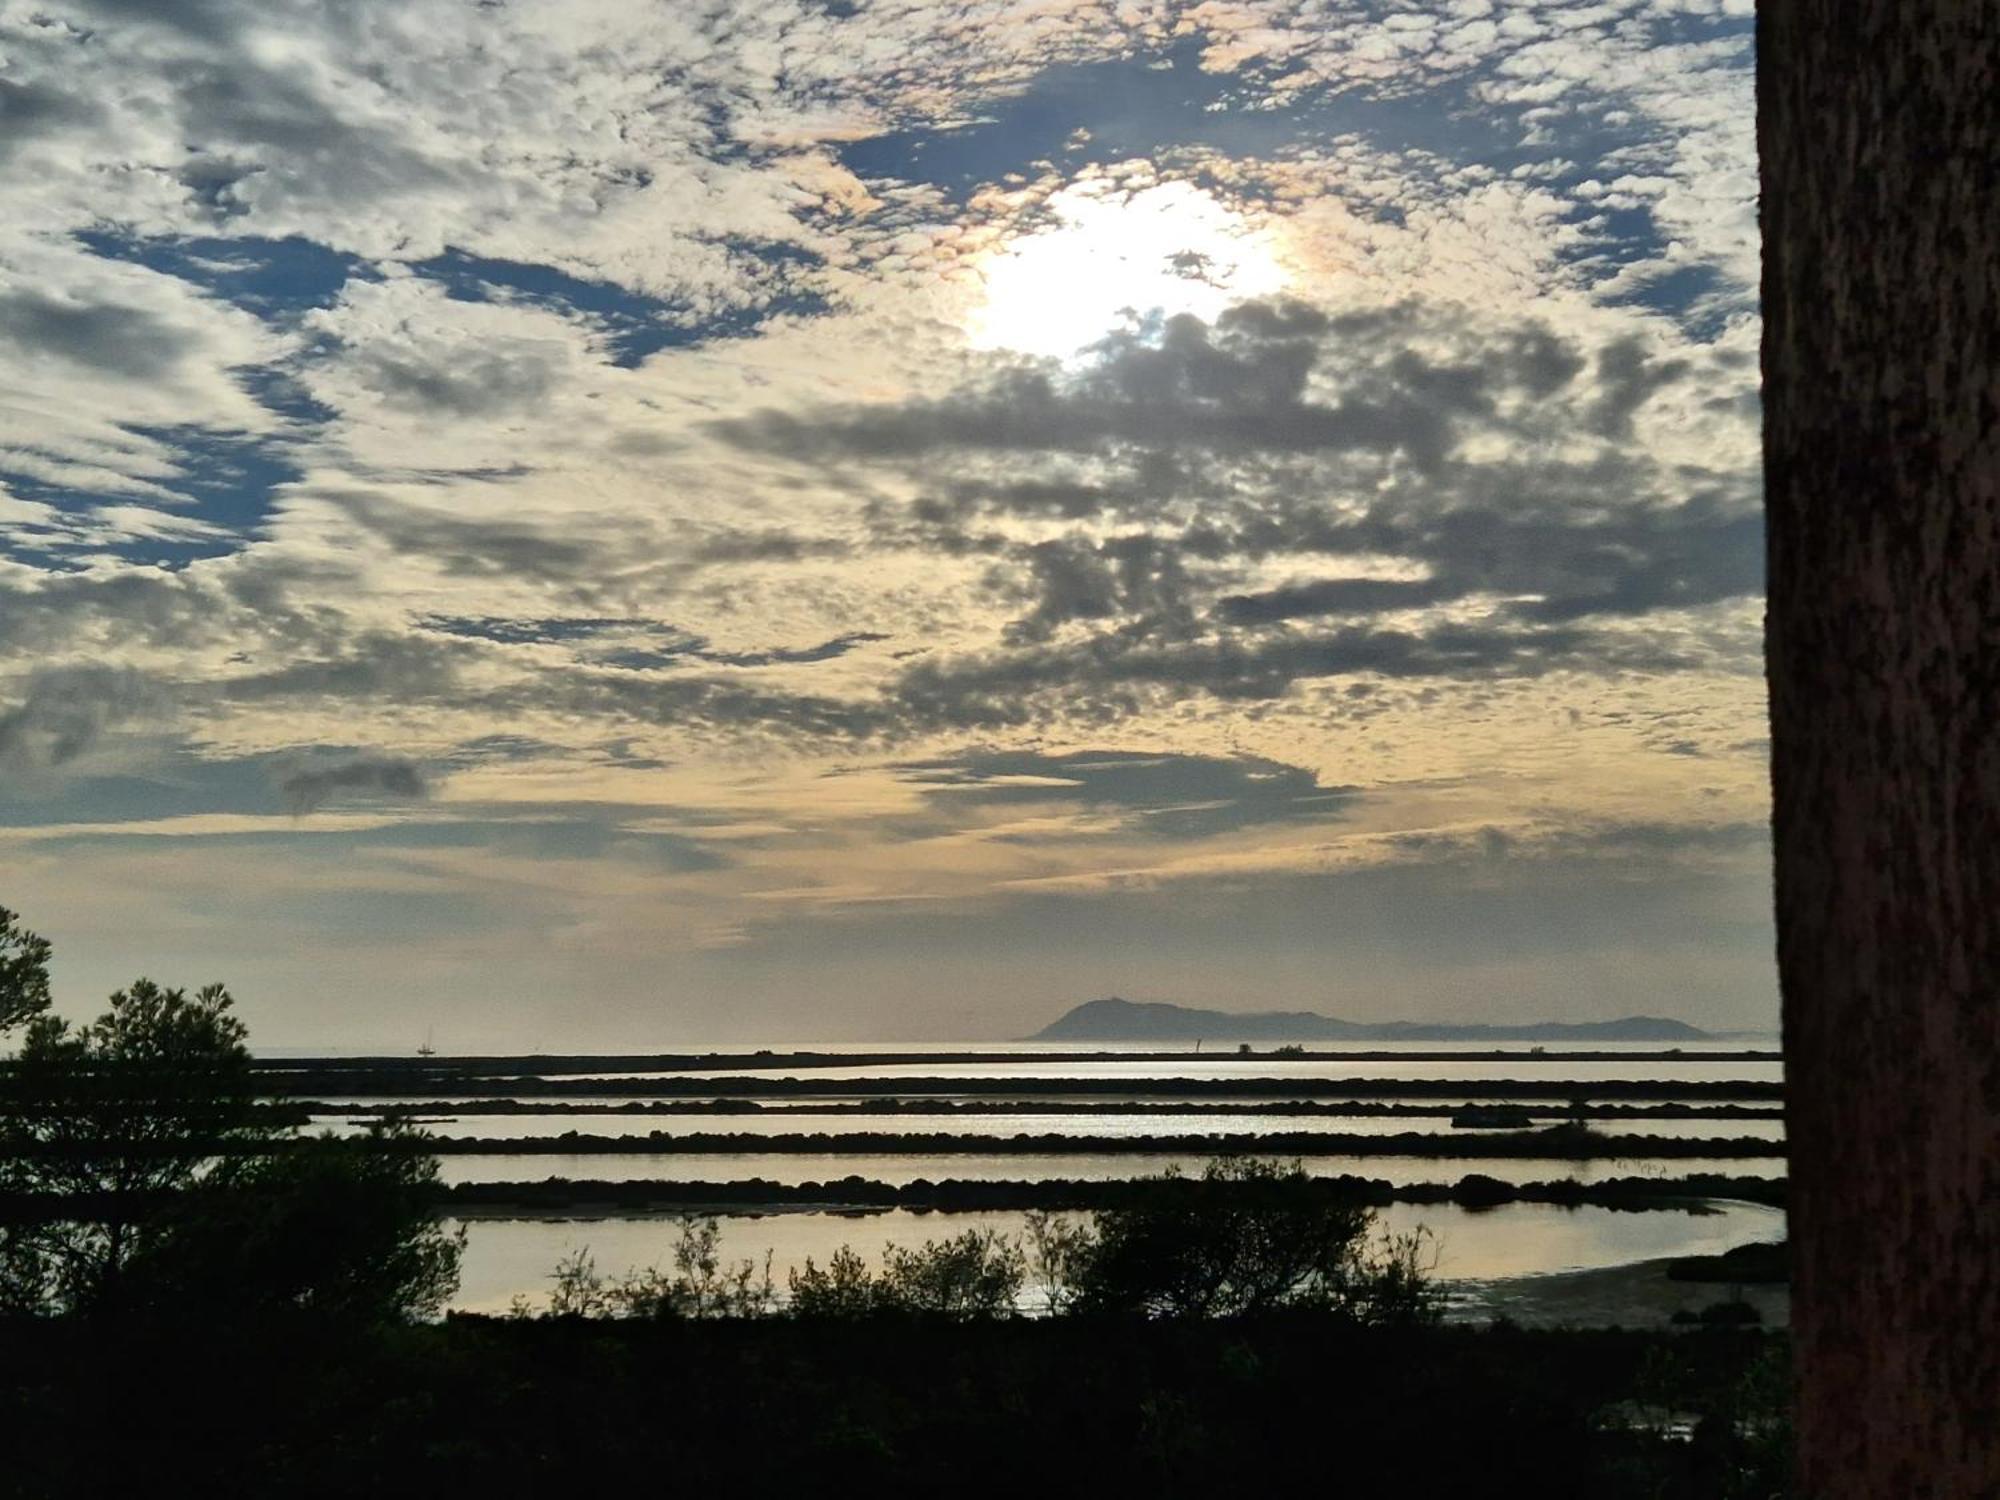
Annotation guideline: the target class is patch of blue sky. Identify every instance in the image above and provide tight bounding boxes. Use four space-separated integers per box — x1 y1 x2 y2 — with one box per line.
1601 262 1737 339
122 422 300 550
0 744 303 827
0 422 304 565
410 243 829 367
842 34 1634 200
74 231 373 323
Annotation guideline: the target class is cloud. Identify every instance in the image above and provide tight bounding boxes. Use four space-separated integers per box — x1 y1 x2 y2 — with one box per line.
887 748 1358 840
0 0 1776 1036
0 666 173 770
277 755 429 815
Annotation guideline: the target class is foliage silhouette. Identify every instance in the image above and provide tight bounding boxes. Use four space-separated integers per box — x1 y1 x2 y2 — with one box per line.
528 1216 775 1319
790 1229 1027 1319
0 906 52 1034
0 979 270 1313
126 1119 464 1324
1059 1156 1443 1322
0 913 459 1322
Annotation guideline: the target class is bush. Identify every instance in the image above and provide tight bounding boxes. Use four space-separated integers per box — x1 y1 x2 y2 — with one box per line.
127 1120 464 1324
531 1158 1442 1327
790 1230 1025 1319
1058 1157 1442 1322
529 1216 775 1319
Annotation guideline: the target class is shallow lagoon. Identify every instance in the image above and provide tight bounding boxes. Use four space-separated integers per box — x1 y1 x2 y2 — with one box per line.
453 1198 1787 1314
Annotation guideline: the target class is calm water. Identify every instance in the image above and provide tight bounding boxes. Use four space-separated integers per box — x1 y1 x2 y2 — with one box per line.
432 1151 1783 1187
305 1041 1788 1320
452 1199 1787 1314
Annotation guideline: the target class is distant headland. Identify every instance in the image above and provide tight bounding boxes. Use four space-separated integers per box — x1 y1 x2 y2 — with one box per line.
1028 997 1713 1044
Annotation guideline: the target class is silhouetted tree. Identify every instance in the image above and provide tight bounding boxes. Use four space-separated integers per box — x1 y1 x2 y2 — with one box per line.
0 906 52 1034
790 1231 1026 1319
0 917 461 1323
528 1215 774 1319
1062 1157 1439 1321
1760 3 1999 1492
125 1119 464 1324
0 980 271 1313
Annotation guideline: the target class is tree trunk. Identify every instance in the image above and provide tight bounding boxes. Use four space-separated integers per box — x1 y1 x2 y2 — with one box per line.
1759 4 2000 1495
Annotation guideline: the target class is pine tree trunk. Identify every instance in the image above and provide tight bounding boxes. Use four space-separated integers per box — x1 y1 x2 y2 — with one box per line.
1759 3 2000 1495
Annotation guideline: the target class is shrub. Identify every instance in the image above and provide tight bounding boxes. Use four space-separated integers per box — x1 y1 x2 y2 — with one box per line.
790 1230 1025 1319
1058 1156 1442 1322
527 1216 775 1319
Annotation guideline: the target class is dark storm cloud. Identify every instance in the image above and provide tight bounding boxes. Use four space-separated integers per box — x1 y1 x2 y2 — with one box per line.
277 754 428 814
887 748 1358 840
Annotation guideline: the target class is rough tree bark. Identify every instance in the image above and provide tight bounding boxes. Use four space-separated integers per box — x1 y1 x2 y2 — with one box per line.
1759 3 1999 1495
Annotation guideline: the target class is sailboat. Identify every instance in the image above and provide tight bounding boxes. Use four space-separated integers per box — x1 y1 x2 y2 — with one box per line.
417 1027 436 1058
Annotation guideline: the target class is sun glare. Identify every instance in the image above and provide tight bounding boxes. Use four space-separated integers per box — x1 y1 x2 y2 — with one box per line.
968 180 1288 360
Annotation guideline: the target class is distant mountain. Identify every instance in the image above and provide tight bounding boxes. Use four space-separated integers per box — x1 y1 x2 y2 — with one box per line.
1029 997 1712 1044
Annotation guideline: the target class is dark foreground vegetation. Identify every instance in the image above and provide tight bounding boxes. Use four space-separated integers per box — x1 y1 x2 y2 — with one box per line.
0 1314 1787 1498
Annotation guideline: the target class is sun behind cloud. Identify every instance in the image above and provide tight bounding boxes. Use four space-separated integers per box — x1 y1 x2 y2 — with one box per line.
967 178 1289 359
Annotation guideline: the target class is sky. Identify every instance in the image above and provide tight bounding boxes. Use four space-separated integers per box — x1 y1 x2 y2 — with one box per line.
0 0 1771 1047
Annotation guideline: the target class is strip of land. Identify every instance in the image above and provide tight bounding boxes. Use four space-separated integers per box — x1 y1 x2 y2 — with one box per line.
401 1127 1784 1158
299 1097 1785 1120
